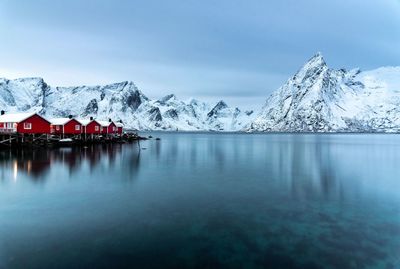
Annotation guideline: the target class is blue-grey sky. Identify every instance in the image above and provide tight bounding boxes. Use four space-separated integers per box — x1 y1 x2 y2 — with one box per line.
1 0 399 109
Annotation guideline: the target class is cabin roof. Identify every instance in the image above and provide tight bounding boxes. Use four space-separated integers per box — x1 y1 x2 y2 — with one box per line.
115 122 124 127
0 112 38 123
49 118 74 125
77 119 99 126
97 120 114 127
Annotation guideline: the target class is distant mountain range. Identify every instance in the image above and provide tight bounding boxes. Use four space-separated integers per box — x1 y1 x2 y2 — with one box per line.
1 53 399 132
0 77 254 131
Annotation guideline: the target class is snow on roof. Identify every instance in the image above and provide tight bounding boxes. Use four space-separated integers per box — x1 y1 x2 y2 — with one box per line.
49 118 73 125
97 120 113 127
77 119 94 126
0 112 37 123
115 122 124 127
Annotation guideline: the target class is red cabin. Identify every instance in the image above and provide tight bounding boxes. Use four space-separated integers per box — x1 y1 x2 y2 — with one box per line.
50 118 82 135
98 120 117 135
78 119 101 135
116 122 124 134
0 112 50 134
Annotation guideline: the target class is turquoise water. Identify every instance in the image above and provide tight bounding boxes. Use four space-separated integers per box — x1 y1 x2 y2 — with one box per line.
0 133 399 269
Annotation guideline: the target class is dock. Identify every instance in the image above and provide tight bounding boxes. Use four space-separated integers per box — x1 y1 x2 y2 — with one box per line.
0 132 147 149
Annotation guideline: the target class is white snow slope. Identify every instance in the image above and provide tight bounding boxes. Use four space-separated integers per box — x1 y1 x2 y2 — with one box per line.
247 53 400 132
0 78 255 131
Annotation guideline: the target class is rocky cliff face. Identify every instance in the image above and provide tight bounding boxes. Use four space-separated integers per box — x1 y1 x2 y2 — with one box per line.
247 53 400 132
0 78 254 131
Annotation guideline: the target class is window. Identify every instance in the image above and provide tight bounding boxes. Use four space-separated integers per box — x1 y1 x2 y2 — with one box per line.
113 127 116 131
6 122 13 129
95 126 99 131
75 125 80 131
24 122 32 129
56 126 60 130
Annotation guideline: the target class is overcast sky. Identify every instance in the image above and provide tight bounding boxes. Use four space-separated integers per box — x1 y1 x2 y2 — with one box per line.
1 0 399 110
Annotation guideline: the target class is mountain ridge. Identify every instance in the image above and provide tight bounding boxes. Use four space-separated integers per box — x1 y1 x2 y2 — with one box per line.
0 77 254 131
1 53 399 132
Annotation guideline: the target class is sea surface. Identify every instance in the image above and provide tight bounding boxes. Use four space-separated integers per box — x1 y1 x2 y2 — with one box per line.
0 133 399 269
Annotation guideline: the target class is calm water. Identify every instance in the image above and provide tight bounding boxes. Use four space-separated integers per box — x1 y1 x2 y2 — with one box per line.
0 133 399 269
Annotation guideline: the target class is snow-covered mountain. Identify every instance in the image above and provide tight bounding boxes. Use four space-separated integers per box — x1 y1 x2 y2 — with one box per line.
0 78 254 131
247 53 400 132
3 53 398 132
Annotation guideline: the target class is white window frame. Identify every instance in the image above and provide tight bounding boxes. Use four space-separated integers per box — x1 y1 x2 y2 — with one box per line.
95 126 99 131
24 122 32 130
56 125 60 131
75 124 80 131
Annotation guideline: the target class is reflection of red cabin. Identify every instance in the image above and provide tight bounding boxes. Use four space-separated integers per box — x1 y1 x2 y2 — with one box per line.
78 119 101 134
98 120 117 134
0 112 50 134
50 118 82 135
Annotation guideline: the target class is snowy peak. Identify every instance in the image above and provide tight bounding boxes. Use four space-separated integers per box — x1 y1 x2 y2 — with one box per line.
158 94 176 104
247 53 400 133
207 100 228 118
204 100 254 131
293 52 328 85
303 52 326 70
0 77 49 112
120 83 148 111
307 52 325 66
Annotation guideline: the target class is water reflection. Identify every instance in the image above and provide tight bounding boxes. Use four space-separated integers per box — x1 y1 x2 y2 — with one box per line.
1 134 399 201
0 143 141 183
0 148 51 181
140 133 400 202
0 134 399 269
1 134 399 202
